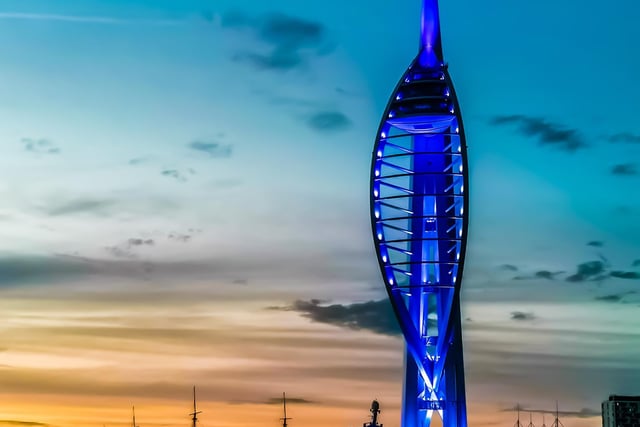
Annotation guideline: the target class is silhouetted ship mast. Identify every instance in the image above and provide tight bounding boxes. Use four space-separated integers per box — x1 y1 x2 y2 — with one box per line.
513 404 524 427
363 400 382 427
527 412 535 427
510 402 564 427
279 392 292 427
190 386 202 427
550 402 564 427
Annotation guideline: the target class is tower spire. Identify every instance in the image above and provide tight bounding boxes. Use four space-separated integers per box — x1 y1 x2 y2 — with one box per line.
420 0 444 67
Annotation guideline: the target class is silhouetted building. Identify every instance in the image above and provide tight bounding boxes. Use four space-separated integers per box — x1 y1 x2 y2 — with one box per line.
602 396 640 427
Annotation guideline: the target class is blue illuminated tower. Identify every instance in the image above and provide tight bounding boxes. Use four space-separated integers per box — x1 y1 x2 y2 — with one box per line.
370 2 468 427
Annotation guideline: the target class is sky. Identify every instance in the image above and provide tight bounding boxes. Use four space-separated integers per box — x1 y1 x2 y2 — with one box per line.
0 1 639 427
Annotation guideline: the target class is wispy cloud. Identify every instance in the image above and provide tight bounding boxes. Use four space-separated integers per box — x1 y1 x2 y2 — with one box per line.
307 111 352 132
43 198 117 217
510 311 536 321
611 163 638 176
0 12 179 26
610 271 640 280
161 168 195 183
594 294 625 302
608 132 640 144
220 11 334 72
105 238 155 260
20 138 60 155
500 406 600 419
36 194 180 218
188 140 233 158
566 260 608 282
277 299 401 336
263 396 316 405
0 420 49 427
490 115 587 152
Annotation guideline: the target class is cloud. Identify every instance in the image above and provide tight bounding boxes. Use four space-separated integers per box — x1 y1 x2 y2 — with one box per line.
263 396 316 405
20 138 60 155
608 132 640 144
168 233 192 243
161 169 190 182
490 115 587 152
105 246 137 259
513 270 563 281
0 421 49 427
510 311 536 321
633 259 640 267
594 294 624 302
222 11 332 72
106 238 155 259
128 157 148 165
587 241 604 247
0 12 178 26
565 260 607 282
307 111 352 132
281 299 401 336
0 253 187 286
41 198 117 217
611 163 638 176
533 270 562 280
0 254 99 286
36 194 180 219
128 238 154 247
500 264 519 272
500 406 600 419
610 271 640 280
188 141 232 158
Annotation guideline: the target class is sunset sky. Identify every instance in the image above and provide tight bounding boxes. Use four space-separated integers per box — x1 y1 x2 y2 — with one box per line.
0 1 639 427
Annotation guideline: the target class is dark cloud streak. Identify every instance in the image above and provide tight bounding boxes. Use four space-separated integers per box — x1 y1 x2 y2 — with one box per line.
611 163 638 176
43 198 117 217
0 421 50 427
21 137 60 155
490 115 587 152
566 261 607 282
281 299 401 336
307 111 352 132
608 132 640 144
221 11 332 72
500 406 600 419
188 140 232 158
510 311 536 321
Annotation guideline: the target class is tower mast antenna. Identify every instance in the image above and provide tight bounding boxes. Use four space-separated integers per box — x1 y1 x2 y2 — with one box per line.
190 386 202 427
280 392 292 427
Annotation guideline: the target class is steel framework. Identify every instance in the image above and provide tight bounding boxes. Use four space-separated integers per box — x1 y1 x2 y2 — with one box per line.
370 2 468 427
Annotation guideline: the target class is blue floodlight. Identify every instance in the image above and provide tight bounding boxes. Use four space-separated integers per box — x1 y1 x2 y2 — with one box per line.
370 2 469 427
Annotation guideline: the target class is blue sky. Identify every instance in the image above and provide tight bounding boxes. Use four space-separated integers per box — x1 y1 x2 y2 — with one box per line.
0 1 639 427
